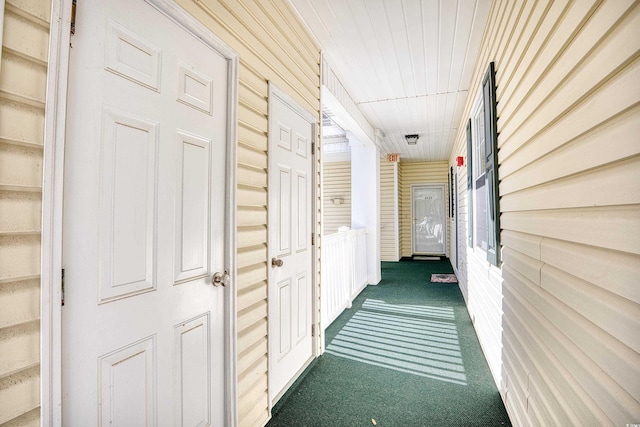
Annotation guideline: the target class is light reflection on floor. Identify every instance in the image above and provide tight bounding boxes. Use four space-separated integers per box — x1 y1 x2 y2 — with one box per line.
325 299 467 385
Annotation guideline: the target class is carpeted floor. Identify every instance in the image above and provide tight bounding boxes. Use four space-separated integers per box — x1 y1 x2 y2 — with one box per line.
267 259 511 426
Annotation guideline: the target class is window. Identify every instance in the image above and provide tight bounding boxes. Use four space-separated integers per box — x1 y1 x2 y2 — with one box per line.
466 62 500 266
472 97 488 251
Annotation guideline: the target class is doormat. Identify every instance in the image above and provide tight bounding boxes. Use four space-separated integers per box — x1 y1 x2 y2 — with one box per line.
414 256 441 261
430 274 458 283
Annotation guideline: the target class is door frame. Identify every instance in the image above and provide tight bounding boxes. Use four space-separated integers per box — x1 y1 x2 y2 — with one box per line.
266 82 319 409
41 1 239 424
410 183 447 256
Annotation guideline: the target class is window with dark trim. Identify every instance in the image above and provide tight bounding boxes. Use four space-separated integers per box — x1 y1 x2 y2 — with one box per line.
466 62 500 266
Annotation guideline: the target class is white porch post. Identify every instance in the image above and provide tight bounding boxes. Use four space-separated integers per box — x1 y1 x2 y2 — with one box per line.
350 132 381 285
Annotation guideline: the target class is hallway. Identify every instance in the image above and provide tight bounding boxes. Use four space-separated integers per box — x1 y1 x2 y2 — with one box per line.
267 260 510 426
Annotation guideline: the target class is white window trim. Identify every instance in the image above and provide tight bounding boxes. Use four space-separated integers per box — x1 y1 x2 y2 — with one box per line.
470 91 488 256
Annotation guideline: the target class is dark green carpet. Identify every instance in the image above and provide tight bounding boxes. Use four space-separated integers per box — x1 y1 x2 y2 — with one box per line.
267 259 511 427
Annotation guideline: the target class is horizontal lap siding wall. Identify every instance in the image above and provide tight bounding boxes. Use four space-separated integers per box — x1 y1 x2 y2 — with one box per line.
174 1 320 426
450 0 640 424
380 161 398 261
322 161 351 235
399 161 449 258
0 0 50 425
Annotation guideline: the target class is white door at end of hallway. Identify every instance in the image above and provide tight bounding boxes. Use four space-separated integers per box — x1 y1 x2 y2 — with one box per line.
62 0 230 424
412 184 446 255
268 88 315 405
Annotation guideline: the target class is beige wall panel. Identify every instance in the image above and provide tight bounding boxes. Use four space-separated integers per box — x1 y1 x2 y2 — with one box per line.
236 206 267 227
502 352 531 426
496 0 540 93
239 104 268 133
237 281 267 313
238 124 268 151
399 161 449 257
238 300 267 333
0 101 44 146
501 205 640 255
380 161 398 261
0 51 47 103
498 1 636 147
6 0 50 21
237 225 268 249
0 365 39 424
0 320 39 377
2 9 49 63
540 238 640 304
449 0 640 423
0 145 42 187
1 0 50 425
491 0 572 126
0 192 41 231
500 106 640 195
237 264 268 290
397 163 402 257
541 265 640 353
238 338 267 376
0 278 39 329
501 156 640 212
502 281 610 426
238 143 268 169
505 277 636 425
239 379 269 427
0 235 40 279
238 357 267 405
1 409 40 427
237 245 268 270
238 163 268 188
322 161 351 235
517 263 640 401
239 90 268 121
501 247 542 286
238 184 268 207
500 230 542 261
226 1 318 79
237 317 267 356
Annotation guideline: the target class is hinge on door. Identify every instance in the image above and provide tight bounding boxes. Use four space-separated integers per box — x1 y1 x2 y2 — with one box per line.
61 268 65 306
311 142 315 155
70 0 77 35
311 324 315 337
311 232 315 246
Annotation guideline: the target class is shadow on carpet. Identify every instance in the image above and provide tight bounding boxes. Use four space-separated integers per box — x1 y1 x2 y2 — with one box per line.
267 259 511 426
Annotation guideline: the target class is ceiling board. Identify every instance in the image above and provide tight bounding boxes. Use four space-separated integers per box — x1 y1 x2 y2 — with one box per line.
289 0 492 162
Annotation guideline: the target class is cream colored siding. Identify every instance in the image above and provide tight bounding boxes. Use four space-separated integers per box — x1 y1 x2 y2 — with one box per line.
399 161 449 258
322 161 351 235
0 0 49 425
450 0 640 424
397 162 403 256
173 2 320 426
380 161 399 261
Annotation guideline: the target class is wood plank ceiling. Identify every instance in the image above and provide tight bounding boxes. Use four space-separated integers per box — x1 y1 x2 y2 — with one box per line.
289 0 492 162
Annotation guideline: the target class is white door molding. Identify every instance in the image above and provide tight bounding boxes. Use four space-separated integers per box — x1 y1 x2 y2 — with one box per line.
41 1 239 424
41 0 73 424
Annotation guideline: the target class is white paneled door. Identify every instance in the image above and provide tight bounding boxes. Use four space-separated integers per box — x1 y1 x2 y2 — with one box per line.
62 0 232 425
268 85 315 405
412 184 447 255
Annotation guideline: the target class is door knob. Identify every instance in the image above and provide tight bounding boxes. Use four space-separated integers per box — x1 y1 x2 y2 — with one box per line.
271 258 283 268
212 271 230 287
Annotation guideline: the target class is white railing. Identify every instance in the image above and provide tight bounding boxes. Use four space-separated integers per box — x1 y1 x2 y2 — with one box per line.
321 227 369 330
